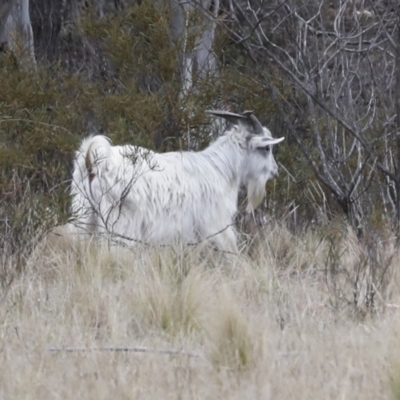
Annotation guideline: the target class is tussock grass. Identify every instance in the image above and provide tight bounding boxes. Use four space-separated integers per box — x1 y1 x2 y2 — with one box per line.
207 286 258 371
1 223 400 399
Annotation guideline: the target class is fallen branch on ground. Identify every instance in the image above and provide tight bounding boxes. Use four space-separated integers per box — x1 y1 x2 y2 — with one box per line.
48 345 203 358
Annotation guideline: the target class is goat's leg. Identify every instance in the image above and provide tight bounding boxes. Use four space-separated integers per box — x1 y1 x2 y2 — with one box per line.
211 226 238 253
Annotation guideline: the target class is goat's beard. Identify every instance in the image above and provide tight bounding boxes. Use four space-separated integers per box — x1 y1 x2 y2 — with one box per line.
245 178 266 212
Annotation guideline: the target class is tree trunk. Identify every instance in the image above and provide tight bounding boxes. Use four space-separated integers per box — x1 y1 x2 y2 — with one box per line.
2 0 36 69
395 3 400 236
169 0 219 96
0 0 12 44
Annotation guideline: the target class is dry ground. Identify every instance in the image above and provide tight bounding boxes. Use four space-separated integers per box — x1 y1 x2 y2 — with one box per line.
1 223 400 399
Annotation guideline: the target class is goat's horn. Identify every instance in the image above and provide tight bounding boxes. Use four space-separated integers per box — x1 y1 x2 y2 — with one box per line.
242 111 264 135
205 110 247 125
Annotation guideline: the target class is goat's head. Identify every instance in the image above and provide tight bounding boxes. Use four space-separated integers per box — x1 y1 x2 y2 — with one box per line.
206 110 285 211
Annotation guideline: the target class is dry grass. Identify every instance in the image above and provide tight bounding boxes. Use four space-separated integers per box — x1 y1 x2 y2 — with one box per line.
1 223 400 399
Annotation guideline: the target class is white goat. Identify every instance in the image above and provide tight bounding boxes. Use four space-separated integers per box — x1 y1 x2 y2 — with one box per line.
70 111 284 252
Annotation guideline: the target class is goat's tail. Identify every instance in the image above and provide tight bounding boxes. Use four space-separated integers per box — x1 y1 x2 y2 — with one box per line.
83 135 112 172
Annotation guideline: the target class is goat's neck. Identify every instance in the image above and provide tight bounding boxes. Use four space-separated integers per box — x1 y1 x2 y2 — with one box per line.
202 131 246 184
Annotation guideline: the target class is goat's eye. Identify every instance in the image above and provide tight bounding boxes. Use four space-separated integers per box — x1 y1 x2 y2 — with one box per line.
257 145 270 153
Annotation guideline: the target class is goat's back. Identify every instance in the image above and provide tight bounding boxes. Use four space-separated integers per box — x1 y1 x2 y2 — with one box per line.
70 135 241 250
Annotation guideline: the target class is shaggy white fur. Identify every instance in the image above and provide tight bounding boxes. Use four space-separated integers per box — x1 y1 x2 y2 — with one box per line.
70 120 284 252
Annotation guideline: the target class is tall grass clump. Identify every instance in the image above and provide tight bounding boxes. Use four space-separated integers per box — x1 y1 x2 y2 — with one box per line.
208 287 258 371
321 220 398 317
135 249 213 336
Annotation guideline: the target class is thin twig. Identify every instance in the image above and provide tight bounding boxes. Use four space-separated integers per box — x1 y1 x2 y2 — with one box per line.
0 118 72 134
48 345 203 358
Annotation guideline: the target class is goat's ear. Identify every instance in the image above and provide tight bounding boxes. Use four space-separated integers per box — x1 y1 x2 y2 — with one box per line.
249 136 285 149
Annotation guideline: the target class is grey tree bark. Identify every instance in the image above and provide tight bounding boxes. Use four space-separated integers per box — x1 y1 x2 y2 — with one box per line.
169 0 219 96
1 0 36 69
395 2 400 236
0 0 13 44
